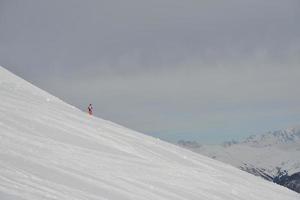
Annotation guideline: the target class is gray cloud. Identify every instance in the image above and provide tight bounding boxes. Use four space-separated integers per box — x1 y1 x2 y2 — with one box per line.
1 0 300 143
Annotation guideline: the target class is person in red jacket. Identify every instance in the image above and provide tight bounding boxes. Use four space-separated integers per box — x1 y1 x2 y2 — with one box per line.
88 104 93 115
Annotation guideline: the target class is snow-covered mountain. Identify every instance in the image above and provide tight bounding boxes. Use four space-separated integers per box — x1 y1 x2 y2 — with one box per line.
178 128 300 193
0 65 299 200
242 128 300 148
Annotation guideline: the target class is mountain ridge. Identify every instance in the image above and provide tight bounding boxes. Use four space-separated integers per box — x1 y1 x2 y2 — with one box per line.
177 127 300 193
242 127 300 147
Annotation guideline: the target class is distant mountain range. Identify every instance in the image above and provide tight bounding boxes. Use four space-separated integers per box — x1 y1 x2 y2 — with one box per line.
177 127 300 193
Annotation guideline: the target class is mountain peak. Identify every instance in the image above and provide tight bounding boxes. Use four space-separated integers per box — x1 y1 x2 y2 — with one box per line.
243 127 300 147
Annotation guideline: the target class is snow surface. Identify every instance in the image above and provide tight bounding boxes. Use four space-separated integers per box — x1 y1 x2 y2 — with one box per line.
0 66 299 200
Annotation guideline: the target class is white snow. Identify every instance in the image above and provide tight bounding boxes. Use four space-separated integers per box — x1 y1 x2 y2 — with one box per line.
0 66 299 200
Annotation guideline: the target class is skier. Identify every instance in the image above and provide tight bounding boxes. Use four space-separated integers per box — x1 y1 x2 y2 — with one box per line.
88 104 93 115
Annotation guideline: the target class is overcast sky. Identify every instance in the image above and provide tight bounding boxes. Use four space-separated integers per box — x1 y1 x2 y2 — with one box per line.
1 0 300 143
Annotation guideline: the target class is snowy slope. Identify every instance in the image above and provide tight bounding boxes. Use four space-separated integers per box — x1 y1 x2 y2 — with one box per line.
0 66 299 200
